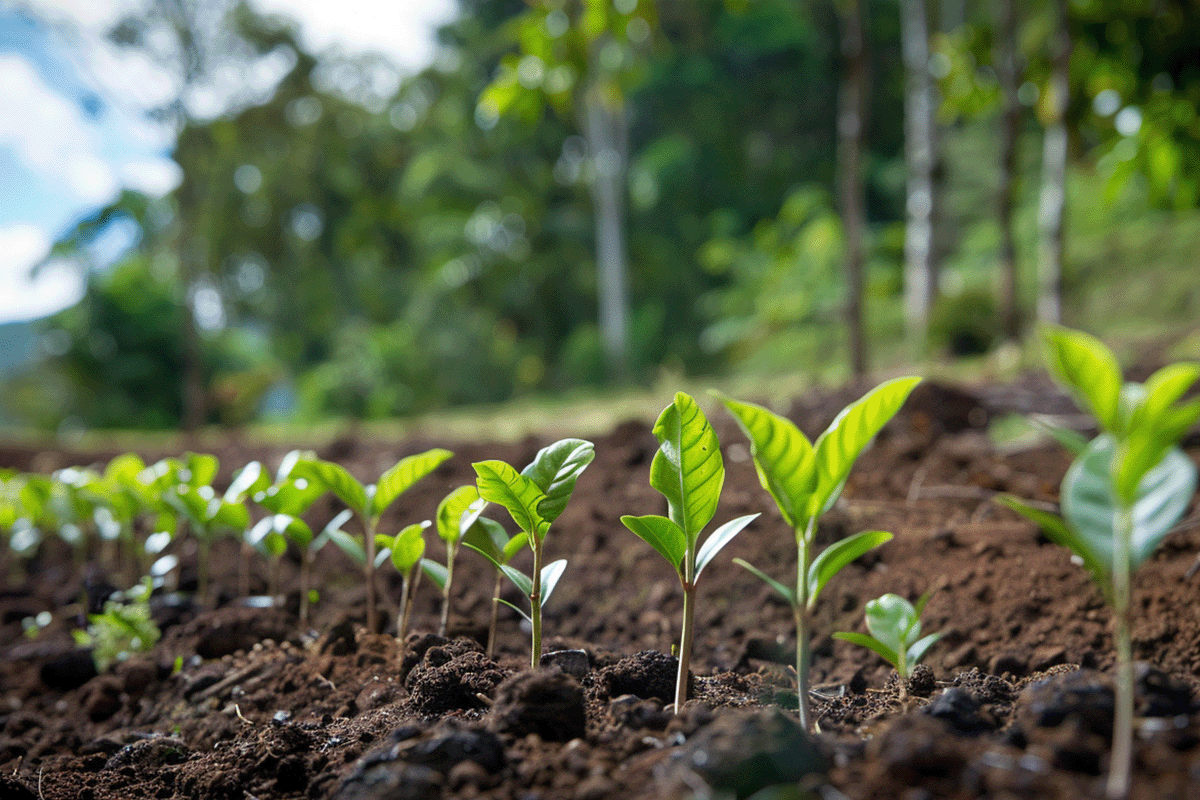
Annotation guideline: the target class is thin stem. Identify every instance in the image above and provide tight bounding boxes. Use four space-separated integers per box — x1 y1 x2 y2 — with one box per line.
1106 504 1135 800
300 549 312 627
486 571 502 659
795 518 815 731
268 554 280 600
530 540 543 670
438 544 455 637
364 516 377 632
675 578 696 711
397 573 412 639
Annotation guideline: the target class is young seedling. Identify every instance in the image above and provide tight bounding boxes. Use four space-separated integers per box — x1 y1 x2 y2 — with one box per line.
420 486 486 636
834 592 942 682
162 453 250 602
376 521 432 639
73 578 161 672
293 448 452 631
999 327 1199 800
718 376 920 730
473 438 595 668
621 392 759 711
462 514 531 657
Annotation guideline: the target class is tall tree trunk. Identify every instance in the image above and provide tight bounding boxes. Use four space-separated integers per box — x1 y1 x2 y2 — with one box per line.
901 0 937 352
581 82 631 381
837 0 869 377
1038 0 1070 325
996 0 1022 342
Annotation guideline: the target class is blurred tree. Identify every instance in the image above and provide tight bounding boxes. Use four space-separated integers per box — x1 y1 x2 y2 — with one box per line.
836 0 869 376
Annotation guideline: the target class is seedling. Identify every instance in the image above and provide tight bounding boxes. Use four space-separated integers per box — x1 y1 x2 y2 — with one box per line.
420 486 486 636
834 592 942 681
376 521 431 639
718 376 920 730
73 578 161 672
162 453 250 601
621 392 759 711
293 448 452 631
473 438 595 668
462 513 531 657
999 327 1199 800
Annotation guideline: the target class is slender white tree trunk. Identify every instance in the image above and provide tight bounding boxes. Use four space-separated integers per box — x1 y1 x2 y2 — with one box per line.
837 0 869 377
582 83 631 379
1038 0 1070 325
901 0 937 351
996 0 1022 341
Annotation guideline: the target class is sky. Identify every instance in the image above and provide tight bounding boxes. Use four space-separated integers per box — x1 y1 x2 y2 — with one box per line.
0 0 456 325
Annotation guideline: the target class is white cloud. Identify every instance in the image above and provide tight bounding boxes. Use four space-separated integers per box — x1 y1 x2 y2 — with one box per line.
120 158 182 196
0 225 84 323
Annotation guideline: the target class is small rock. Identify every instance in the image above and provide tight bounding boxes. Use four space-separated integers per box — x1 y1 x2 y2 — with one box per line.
104 737 191 771
607 694 671 730
39 648 97 690
397 726 506 774
923 688 994 735
447 759 492 791
906 664 937 697
333 763 442 800
540 649 590 678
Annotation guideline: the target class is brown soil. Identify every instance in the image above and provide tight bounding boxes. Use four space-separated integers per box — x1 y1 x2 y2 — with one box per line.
3 374 1200 799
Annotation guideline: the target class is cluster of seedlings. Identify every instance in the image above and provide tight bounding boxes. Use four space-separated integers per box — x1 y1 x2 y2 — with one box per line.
2 326 1197 800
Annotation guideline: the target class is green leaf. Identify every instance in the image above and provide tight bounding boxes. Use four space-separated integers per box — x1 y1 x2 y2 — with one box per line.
650 393 723 540
996 494 1111 588
864 593 917 656
621 514 687 575
812 377 921 518
832 631 898 669
226 462 268 504
1063 434 1196 573
311 509 353 554
907 632 943 668
717 394 815 530
695 513 759 579
390 521 430 574
420 557 449 590
734 557 796 606
437 485 480 545
539 558 567 608
247 517 288 559
462 517 511 564
496 596 532 625
474 460 549 540
806 530 893 609
1043 327 1123 433
183 453 219 487
104 453 146 484
373 448 454 519
521 439 595 525
326 527 366 566
500 563 533 597
502 530 530 561
294 459 368 519
1026 416 1090 456
209 500 249 532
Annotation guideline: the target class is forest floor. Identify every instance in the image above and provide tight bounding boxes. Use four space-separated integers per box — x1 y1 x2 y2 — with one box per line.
2 371 1200 800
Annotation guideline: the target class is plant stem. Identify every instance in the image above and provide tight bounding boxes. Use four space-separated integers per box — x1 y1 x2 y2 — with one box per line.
486 571 502 659
675 577 695 711
1106 504 1135 800
438 544 455 637
364 517 377 632
398 573 412 639
300 549 312 627
529 541 543 670
795 519 815 731
268 555 280 600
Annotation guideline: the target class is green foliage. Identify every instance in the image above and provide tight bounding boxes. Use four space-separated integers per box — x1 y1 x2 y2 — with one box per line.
73 580 161 673
834 593 942 679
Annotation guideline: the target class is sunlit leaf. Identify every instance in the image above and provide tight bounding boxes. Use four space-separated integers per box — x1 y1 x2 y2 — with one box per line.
373 449 453 519
539 558 567 608
390 521 430 573
474 460 549 541
437 485 480 545
521 438 595 525
621 514 687 575
650 393 723 541
806 530 892 609
718 394 815 530
734 557 795 605
695 513 759 579
1043 327 1123 433
294 459 368 519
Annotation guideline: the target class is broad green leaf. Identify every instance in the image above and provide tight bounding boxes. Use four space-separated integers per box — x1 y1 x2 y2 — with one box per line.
326 527 366 566
437 485 480 544
734 557 796 606
806 530 893 609
695 513 759 579
420 557 449 590
390 521 430 573
183 453 219 487
864 593 916 656
1026 416 1090 456
256 474 327 517
650 393 723 540
832 631 898 668
812 377 921 518
474 460 550 540
462 517 512 564
247 517 288 559
621 514 687 575
718 394 815 530
209 500 249 532
310 509 353 555
521 439 595 525
104 453 146 484
502 530 530 560
1063 435 1196 573
164 488 207 527
907 632 943 667
226 462 269 503
539 558 567 608
294 459 368 519
372 448 453 519
1133 364 1200 436
275 449 317 484
1043 327 1123 433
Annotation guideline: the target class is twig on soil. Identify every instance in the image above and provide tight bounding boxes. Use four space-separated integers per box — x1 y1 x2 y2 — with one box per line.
474 693 494 707
37 767 43 800
233 704 252 725
315 673 336 691
906 464 929 506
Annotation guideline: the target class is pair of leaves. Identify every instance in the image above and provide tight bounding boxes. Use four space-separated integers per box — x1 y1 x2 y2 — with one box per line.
622 392 758 580
474 438 595 545
376 521 431 575
834 593 942 677
294 449 453 523
719 377 921 535
1000 434 1197 592
734 530 893 612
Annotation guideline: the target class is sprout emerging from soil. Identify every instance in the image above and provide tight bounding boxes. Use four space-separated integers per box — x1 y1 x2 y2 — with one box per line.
999 327 1199 800
421 485 486 636
834 592 942 681
621 392 758 711
718 376 920 730
473 438 595 668
377 520 431 639
293 448 453 631
462 512 532 658
162 453 251 602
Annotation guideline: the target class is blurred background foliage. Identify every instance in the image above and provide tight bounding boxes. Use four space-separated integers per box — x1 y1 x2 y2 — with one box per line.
4 0 1199 432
